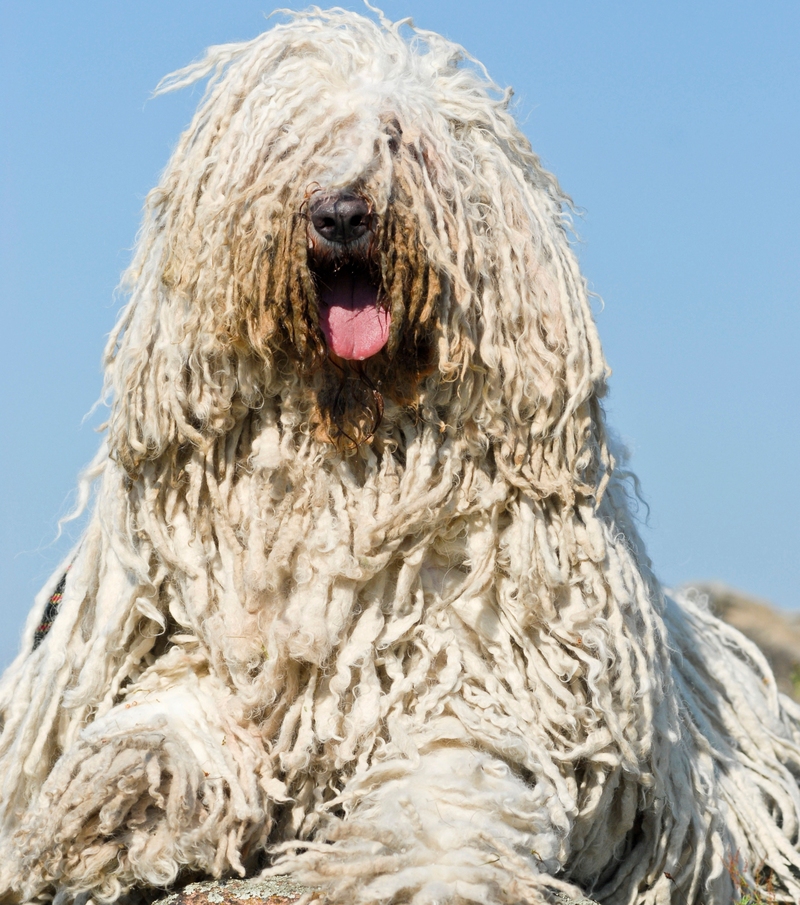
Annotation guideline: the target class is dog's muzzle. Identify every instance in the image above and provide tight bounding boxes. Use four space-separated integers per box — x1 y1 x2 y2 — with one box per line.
307 190 390 362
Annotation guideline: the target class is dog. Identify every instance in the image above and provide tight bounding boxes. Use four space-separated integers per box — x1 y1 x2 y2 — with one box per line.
1 9 799 905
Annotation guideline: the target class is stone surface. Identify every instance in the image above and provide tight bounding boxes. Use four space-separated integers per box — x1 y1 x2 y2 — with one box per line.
150 878 600 905
554 892 601 905
151 876 315 905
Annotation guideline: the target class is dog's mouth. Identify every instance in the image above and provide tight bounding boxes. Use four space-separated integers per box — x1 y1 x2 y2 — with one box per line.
306 190 391 362
315 266 390 361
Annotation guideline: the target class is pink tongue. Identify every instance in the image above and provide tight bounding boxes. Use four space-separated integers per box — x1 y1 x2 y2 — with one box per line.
318 270 391 361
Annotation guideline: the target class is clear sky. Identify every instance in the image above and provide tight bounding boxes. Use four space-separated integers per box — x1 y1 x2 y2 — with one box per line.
1 1 798 669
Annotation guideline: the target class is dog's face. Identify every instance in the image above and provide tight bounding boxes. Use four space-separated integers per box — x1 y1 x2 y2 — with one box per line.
238 152 446 449
110 10 610 500
281 154 445 448
301 181 437 447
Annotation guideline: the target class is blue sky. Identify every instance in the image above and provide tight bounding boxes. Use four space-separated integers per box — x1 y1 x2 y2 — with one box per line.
1 1 798 669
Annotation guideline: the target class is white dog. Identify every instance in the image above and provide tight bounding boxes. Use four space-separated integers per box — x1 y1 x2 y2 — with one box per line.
2 10 799 905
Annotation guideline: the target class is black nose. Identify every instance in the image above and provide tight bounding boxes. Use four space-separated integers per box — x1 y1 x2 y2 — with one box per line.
309 192 371 244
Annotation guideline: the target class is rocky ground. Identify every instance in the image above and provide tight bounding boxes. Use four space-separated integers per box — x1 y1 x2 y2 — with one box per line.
151 876 313 905
149 877 599 905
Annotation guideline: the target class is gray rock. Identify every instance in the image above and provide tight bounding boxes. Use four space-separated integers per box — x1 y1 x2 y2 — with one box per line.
150 876 314 905
150 877 600 905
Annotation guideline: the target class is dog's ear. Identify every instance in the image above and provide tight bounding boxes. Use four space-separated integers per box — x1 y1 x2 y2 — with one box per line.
102 192 269 478
400 120 613 506
473 160 612 506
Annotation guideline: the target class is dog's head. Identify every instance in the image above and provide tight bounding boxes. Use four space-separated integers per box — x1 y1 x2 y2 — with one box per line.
107 9 610 500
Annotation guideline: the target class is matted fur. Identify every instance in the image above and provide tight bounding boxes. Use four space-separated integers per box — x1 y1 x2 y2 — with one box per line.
1 9 799 905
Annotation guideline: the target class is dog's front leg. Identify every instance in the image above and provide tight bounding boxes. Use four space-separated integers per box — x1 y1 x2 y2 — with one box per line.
270 738 581 905
0 669 277 905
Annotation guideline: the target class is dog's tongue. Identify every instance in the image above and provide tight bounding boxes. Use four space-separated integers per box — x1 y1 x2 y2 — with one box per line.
318 270 390 361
